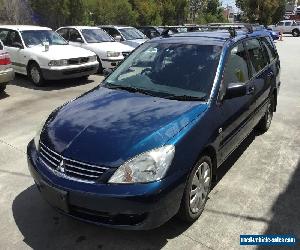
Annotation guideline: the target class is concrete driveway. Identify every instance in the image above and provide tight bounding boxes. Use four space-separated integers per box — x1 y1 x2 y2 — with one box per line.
0 36 299 250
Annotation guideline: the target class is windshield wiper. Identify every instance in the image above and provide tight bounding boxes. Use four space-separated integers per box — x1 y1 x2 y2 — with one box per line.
105 84 156 96
164 95 207 101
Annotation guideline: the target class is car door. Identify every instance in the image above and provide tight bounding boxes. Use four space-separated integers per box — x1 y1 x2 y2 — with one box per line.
68 28 84 48
0 29 25 74
284 21 293 33
244 38 272 126
217 41 256 162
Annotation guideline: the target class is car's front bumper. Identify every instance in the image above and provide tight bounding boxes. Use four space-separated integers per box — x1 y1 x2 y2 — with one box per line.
101 59 122 69
27 140 186 230
41 63 98 80
0 67 14 84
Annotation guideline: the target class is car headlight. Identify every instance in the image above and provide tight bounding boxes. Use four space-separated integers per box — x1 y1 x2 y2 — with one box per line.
107 51 121 57
89 55 97 62
48 59 68 66
109 145 175 184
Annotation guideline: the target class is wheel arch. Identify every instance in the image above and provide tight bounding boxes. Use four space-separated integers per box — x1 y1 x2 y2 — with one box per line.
26 59 39 75
199 145 218 182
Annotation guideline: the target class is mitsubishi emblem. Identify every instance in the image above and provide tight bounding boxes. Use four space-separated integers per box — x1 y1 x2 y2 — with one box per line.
57 159 65 173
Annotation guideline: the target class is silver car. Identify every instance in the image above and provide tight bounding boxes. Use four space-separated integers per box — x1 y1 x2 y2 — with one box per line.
100 25 148 48
0 40 14 92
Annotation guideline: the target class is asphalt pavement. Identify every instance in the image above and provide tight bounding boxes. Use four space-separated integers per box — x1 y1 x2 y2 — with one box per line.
0 36 299 250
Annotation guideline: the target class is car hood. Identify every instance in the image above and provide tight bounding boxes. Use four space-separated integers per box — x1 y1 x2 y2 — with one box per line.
85 42 134 53
27 45 95 60
41 87 207 167
122 39 148 48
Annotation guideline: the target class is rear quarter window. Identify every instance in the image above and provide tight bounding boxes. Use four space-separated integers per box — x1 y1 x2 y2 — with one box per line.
0 41 3 50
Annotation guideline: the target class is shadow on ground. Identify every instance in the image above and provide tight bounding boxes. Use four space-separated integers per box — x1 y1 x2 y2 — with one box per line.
12 130 260 250
8 74 99 91
257 160 300 250
0 90 9 100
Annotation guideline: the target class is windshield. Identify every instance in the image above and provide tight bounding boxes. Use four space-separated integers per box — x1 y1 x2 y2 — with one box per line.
104 42 222 100
119 28 147 40
81 29 114 43
21 30 67 47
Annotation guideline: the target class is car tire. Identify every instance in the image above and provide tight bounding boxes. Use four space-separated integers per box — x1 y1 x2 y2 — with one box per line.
292 29 300 37
256 96 274 133
178 155 212 223
0 85 6 92
28 62 45 86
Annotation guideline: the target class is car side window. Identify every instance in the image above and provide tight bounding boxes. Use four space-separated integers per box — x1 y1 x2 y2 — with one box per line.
277 22 284 26
285 22 292 26
105 28 120 38
260 37 276 62
69 29 82 42
57 29 69 40
0 41 3 50
223 43 249 86
5 30 23 48
245 39 267 76
0 29 10 45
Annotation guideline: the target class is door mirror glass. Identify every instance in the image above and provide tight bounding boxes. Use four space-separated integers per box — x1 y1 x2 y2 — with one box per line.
224 83 247 99
12 42 23 49
114 35 122 42
76 37 84 43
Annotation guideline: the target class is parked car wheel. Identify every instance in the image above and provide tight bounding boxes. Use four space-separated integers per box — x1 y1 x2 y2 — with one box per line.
97 57 103 74
256 96 274 132
28 62 45 86
178 155 212 223
292 29 300 37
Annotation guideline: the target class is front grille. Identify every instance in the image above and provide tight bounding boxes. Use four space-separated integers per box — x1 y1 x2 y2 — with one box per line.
39 142 108 183
68 57 89 65
122 52 130 58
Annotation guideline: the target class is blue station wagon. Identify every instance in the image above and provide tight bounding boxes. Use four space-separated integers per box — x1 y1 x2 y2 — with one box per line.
27 28 280 230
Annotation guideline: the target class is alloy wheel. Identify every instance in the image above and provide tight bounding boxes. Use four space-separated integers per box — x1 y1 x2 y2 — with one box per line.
189 162 211 214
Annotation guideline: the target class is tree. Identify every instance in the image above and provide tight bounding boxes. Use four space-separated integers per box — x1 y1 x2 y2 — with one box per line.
0 0 33 24
67 0 88 25
130 0 162 25
195 0 226 24
92 0 137 25
31 0 70 28
189 0 207 22
236 0 286 25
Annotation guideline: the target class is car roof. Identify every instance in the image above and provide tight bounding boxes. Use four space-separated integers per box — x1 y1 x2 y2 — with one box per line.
58 26 102 30
100 25 134 29
149 29 270 47
0 25 52 31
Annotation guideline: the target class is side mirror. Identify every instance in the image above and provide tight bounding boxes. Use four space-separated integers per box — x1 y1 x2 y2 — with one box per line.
224 83 247 100
12 42 23 49
103 68 113 77
114 35 122 42
76 37 84 43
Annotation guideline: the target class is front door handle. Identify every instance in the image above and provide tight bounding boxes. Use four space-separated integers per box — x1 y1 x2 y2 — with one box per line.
247 85 255 95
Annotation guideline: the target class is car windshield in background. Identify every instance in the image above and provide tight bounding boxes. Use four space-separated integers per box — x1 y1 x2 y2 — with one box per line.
119 28 146 40
81 29 114 43
104 42 222 101
21 30 68 47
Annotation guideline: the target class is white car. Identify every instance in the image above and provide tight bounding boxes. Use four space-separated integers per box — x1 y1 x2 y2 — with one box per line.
56 26 134 72
0 40 14 92
0 25 99 86
272 20 300 37
100 26 148 48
